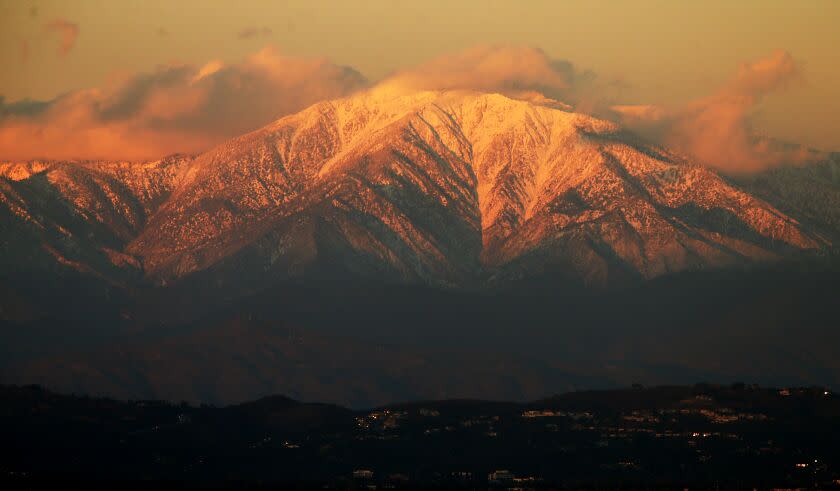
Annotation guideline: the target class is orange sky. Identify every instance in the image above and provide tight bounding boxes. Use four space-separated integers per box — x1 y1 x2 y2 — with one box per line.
1 0 838 158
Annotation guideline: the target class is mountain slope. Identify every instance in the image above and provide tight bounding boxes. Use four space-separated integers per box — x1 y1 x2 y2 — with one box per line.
0 156 190 281
127 88 825 286
735 154 840 244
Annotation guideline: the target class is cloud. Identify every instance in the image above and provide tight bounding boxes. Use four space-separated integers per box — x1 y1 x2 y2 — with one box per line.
0 46 366 161
237 26 273 40
381 45 570 95
378 45 616 115
613 50 817 173
0 96 50 117
0 43 817 171
44 19 79 56
380 45 814 173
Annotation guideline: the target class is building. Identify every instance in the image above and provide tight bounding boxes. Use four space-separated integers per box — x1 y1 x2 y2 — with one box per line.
353 469 375 479
488 469 515 482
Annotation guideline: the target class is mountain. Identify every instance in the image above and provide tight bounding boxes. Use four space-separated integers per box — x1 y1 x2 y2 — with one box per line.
6 266 839 407
0 155 190 281
0 88 830 292
735 154 840 244
2 88 839 407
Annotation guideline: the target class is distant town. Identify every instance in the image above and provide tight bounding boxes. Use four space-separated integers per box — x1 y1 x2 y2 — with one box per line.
2 383 840 488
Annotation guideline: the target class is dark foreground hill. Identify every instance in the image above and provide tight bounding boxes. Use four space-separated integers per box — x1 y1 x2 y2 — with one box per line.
3 262 840 408
2 384 840 488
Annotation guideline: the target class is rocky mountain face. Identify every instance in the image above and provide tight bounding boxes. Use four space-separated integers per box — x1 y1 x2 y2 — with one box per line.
0 88 832 291
0 155 190 284
735 154 840 245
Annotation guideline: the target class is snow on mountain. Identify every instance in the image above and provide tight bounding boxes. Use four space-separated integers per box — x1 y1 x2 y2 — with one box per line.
0 88 830 287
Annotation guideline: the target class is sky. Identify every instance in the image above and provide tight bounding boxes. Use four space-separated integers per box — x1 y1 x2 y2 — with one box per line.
1 0 838 164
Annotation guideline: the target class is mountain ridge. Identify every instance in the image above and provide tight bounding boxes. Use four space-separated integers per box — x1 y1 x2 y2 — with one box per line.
1 88 833 290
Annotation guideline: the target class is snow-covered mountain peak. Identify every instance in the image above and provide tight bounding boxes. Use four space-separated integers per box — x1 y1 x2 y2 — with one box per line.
0 88 830 287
